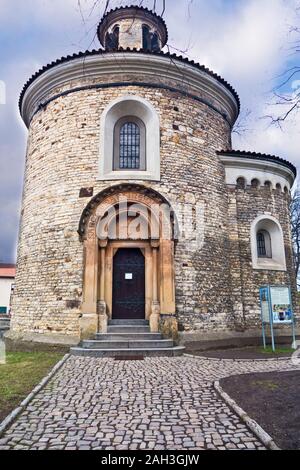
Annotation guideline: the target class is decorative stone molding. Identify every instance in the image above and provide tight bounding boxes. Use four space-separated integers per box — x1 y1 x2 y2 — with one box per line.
218 153 296 190
20 52 239 128
99 95 160 181
79 184 176 336
250 215 287 271
78 183 176 240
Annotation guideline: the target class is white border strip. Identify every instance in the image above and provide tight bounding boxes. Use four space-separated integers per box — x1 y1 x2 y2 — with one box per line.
214 380 280 451
0 354 70 437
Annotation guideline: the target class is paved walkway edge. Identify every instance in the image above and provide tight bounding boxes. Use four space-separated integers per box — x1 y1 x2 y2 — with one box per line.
214 380 280 451
0 354 70 438
183 353 290 363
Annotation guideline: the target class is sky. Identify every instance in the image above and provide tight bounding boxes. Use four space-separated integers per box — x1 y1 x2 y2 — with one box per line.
0 0 299 263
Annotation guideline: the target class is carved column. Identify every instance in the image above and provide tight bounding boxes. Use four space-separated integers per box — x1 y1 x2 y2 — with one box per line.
159 239 178 340
80 221 99 340
150 239 160 333
98 239 108 333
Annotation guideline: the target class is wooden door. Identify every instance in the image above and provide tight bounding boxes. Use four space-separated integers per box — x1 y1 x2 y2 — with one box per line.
112 248 145 319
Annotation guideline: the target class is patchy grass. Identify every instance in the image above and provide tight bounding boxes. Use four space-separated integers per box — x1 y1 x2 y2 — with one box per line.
0 352 63 422
221 371 300 449
251 380 279 390
257 346 295 355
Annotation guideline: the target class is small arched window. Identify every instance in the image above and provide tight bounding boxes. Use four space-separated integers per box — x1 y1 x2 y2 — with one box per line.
257 230 272 258
114 117 146 171
142 25 160 52
105 26 119 51
236 177 246 189
151 33 160 52
251 178 260 189
251 215 286 271
143 25 151 50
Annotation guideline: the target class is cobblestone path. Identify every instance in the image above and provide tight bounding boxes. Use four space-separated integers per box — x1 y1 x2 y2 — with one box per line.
0 355 297 450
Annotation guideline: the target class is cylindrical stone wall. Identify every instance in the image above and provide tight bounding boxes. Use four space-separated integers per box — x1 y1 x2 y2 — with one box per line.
10 49 297 346
11 62 234 341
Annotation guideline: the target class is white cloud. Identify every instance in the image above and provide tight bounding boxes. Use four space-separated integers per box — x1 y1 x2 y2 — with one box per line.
292 80 300 90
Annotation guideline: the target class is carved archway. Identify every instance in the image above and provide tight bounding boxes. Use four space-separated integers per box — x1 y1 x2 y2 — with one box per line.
78 184 177 338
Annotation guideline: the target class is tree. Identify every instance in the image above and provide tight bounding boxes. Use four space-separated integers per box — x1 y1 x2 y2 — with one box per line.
291 186 300 287
265 5 300 126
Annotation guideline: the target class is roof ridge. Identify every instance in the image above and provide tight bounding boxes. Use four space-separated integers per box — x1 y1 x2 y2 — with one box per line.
101 4 167 26
19 49 240 114
217 149 297 177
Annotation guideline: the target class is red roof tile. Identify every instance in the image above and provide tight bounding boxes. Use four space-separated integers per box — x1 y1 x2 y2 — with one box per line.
0 265 16 278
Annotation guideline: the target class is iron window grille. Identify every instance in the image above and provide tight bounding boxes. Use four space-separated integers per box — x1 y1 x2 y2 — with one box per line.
119 122 141 170
113 116 146 171
257 230 272 258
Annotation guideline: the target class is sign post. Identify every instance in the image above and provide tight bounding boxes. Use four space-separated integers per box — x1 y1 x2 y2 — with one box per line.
259 286 296 352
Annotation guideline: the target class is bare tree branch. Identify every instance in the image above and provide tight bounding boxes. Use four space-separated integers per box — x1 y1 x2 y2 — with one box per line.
291 187 300 287
232 109 252 136
266 4 300 125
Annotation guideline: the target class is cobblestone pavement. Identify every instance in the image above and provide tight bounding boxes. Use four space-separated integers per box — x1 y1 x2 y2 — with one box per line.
0 355 297 450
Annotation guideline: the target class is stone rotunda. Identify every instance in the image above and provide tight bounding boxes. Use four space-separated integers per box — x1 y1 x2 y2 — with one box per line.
8 5 298 352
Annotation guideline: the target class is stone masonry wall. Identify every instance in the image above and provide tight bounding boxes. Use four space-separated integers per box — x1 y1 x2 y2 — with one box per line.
11 73 234 339
228 183 298 332
11 59 296 343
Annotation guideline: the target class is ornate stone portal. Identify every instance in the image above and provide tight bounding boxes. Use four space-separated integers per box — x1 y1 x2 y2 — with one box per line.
79 184 176 339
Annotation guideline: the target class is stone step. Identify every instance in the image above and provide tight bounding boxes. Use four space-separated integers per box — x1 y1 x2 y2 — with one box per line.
108 319 149 326
107 325 150 333
70 346 185 358
81 339 174 350
95 333 162 341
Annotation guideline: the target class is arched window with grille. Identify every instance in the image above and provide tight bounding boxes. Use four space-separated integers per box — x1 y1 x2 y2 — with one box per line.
251 215 286 271
119 122 140 169
257 230 272 258
114 117 146 171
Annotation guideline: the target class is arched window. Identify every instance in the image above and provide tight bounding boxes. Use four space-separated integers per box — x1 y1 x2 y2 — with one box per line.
251 178 260 189
257 230 272 258
251 216 286 271
105 26 119 51
120 122 140 169
99 95 160 181
143 25 160 52
142 25 151 50
236 177 246 189
151 33 160 52
113 117 146 171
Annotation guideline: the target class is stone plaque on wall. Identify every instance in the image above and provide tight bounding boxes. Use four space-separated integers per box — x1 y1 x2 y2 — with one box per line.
79 187 94 198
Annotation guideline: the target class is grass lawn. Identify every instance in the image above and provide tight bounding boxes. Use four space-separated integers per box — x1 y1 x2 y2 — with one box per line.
257 346 295 355
0 352 63 422
188 345 295 359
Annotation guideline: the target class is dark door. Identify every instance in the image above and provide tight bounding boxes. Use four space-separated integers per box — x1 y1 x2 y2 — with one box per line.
112 248 145 319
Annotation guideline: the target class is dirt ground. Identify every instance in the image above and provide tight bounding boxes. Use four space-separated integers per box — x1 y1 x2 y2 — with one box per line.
220 371 300 450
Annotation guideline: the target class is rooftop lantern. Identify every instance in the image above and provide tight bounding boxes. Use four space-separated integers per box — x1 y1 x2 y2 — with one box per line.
97 6 168 52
